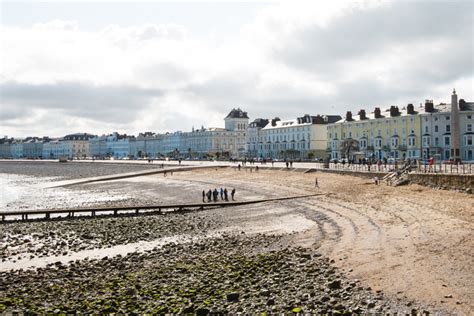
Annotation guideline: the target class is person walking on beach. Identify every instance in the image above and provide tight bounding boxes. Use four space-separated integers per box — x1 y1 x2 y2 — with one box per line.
213 188 218 202
220 188 224 200
202 190 206 202
207 189 212 202
231 188 236 201
224 188 228 201
238 164 241 171
164 171 167 177
315 177 319 188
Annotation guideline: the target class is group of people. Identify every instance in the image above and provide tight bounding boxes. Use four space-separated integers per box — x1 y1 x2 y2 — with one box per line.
203 188 236 202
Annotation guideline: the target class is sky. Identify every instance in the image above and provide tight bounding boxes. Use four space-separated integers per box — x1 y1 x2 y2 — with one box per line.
1 0 473 138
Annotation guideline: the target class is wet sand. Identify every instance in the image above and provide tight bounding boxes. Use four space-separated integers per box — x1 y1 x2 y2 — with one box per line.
0 160 165 180
1 163 472 313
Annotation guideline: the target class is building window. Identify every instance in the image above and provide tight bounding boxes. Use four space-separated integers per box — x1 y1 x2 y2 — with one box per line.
446 116 450 120
425 126 429 133
446 125 451 132
444 136 450 146
466 135 473 146
391 138 399 147
423 136 430 147
435 137 439 146
467 124 472 132
434 125 438 133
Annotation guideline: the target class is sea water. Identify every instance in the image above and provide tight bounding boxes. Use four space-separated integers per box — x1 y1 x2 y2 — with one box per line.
0 173 129 213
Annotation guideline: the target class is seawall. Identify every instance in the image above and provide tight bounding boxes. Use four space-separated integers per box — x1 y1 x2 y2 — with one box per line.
407 173 473 193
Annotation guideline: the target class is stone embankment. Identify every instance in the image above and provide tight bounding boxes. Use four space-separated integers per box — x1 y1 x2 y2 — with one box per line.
407 173 473 193
307 167 473 193
308 168 387 179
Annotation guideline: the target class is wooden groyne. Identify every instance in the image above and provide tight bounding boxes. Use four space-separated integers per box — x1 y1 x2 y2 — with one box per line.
0 193 325 222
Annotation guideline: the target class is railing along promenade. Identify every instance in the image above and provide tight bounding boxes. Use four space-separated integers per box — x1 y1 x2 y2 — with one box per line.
311 162 474 174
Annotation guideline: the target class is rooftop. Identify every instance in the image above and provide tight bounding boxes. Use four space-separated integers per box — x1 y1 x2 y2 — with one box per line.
262 114 342 130
225 108 249 119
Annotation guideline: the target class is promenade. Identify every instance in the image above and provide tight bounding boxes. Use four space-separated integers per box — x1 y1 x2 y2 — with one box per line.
3 158 472 174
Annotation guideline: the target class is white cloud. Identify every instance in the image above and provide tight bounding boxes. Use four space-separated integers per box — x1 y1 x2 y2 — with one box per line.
1 1 472 137
33 19 79 32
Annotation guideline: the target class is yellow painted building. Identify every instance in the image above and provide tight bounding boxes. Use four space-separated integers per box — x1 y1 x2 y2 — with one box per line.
327 104 423 161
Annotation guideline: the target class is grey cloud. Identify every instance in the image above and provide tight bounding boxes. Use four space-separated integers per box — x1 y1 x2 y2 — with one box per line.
0 81 162 123
274 1 473 77
185 74 335 120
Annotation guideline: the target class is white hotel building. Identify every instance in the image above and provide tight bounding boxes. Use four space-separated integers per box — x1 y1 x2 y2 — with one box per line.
259 114 341 159
180 108 249 158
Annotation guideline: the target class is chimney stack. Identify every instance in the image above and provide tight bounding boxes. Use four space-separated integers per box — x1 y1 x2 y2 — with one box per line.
390 105 400 117
407 103 415 115
424 100 434 113
358 109 367 120
374 107 382 118
345 111 353 121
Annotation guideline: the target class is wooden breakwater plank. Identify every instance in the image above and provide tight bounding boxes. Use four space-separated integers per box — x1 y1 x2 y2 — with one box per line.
0 193 326 221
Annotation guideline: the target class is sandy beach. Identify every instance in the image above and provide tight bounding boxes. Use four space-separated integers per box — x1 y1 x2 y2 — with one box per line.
0 161 472 314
